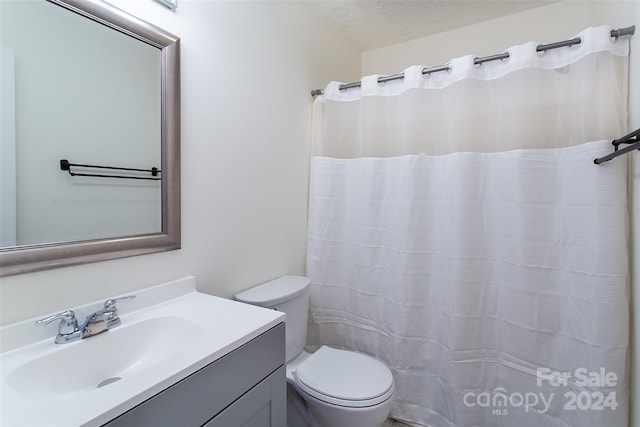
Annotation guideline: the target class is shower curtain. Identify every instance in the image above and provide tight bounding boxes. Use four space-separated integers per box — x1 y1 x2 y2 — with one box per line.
306 26 630 427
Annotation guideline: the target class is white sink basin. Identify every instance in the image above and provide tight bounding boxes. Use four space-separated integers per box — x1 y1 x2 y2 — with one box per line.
0 276 285 427
6 316 203 399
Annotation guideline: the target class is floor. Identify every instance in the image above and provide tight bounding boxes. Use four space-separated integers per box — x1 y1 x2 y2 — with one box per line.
383 418 420 427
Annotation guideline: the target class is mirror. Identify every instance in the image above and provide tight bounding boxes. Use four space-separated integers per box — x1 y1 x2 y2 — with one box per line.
0 0 180 276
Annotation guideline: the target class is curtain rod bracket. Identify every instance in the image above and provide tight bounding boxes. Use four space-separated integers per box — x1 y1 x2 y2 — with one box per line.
594 128 640 164
611 25 635 39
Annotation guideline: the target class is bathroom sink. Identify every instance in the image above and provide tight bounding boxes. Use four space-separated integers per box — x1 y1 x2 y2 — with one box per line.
0 276 285 427
5 316 203 399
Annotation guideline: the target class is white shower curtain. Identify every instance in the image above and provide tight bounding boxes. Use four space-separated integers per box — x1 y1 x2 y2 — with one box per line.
307 26 630 427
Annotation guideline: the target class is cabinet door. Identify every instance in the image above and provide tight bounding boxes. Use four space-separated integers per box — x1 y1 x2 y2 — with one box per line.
204 366 286 427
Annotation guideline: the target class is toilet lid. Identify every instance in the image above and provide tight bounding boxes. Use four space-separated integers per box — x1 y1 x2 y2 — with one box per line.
294 346 394 407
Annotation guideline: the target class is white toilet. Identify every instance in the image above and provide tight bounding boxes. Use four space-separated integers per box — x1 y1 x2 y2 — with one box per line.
235 275 394 427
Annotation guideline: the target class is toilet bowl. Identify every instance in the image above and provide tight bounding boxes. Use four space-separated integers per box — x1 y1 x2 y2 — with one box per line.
235 276 394 427
290 346 394 427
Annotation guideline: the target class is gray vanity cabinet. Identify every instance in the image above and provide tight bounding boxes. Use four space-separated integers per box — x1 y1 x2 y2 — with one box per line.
104 323 286 427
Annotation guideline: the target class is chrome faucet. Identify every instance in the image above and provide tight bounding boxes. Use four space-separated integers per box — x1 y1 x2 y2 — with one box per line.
36 295 135 344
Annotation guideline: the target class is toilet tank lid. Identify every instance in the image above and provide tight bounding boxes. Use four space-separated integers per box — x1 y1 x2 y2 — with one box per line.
235 275 310 307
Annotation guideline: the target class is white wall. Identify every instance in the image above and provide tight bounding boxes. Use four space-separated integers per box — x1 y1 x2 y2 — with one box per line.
363 1 639 426
362 1 591 76
0 47 16 247
0 0 360 325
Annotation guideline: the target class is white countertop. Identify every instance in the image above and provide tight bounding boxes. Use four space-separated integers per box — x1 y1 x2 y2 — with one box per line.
0 276 285 427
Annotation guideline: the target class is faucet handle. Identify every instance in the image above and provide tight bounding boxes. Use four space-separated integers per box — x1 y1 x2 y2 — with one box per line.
99 295 135 327
104 295 136 309
36 310 78 334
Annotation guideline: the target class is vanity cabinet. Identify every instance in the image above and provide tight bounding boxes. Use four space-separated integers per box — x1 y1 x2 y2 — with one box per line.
104 323 286 427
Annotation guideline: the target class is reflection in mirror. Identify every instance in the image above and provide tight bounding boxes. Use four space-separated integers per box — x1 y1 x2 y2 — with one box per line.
2 0 162 246
0 0 180 276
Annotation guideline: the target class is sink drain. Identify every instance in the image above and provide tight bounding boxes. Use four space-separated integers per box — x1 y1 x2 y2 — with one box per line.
97 377 122 389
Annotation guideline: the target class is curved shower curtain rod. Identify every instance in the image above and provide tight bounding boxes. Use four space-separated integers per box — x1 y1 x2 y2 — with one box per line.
310 25 636 97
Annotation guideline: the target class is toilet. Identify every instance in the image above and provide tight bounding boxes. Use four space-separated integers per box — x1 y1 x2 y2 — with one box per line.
235 276 394 427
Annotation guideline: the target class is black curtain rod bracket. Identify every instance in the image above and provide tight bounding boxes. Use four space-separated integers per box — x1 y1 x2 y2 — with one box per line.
594 128 640 164
60 159 161 180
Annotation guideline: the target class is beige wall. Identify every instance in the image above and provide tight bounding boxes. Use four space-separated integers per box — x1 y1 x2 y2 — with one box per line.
0 0 361 325
362 1 639 425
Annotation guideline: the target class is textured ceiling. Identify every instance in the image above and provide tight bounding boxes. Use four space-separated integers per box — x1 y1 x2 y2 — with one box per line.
311 0 557 50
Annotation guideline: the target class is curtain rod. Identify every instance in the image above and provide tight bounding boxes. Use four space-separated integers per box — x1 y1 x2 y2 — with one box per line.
310 25 635 97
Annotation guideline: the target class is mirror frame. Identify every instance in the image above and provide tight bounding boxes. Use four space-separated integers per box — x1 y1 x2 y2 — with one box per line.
0 0 180 276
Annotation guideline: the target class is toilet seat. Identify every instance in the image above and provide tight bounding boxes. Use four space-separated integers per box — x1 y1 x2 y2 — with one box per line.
293 346 394 408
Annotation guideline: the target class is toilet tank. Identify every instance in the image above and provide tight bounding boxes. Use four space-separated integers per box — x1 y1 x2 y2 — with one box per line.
235 276 310 363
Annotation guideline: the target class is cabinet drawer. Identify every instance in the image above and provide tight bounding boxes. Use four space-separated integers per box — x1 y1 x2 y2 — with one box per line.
104 323 285 427
204 365 285 427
